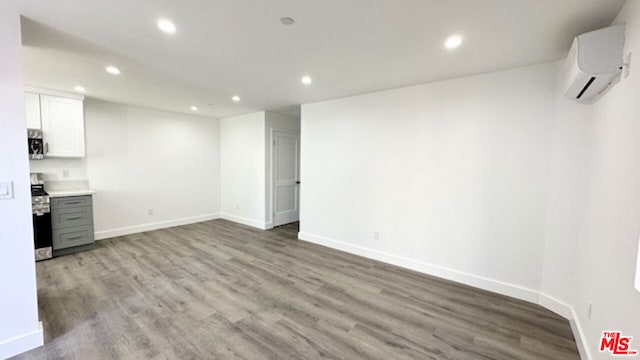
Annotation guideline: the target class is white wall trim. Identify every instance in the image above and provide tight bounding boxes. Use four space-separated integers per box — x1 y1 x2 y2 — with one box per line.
538 293 573 321
298 231 540 303
220 213 268 230
95 213 221 240
0 322 43 359
569 313 591 360
538 293 591 360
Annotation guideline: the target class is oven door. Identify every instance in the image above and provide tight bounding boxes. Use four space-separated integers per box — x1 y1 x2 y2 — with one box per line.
33 212 53 261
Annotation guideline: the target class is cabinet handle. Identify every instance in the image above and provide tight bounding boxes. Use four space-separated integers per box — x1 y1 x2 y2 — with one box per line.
65 216 82 220
65 201 81 205
45 142 49 154
66 235 84 240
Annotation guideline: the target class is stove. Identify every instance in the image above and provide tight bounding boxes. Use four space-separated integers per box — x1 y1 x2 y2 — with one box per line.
31 173 52 261
31 184 49 207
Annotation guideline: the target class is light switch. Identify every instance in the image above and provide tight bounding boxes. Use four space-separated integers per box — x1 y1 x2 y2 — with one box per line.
0 181 14 200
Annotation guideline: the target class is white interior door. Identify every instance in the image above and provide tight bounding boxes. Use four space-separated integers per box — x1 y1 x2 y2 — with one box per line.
272 130 300 227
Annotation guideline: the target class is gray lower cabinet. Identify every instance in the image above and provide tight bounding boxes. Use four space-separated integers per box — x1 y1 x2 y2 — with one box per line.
51 195 95 256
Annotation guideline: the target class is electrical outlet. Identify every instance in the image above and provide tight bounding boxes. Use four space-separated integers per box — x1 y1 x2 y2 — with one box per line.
236 204 240 210
373 231 380 240
62 169 70 178
148 209 154 216
587 300 592 319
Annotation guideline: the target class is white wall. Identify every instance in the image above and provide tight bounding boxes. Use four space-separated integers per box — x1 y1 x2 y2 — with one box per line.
220 111 267 228
541 1 640 358
265 110 301 228
31 99 221 239
0 0 43 357
300 62 558 299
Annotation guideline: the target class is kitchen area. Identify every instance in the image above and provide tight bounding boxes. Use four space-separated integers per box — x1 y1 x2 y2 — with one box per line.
27 87 96 261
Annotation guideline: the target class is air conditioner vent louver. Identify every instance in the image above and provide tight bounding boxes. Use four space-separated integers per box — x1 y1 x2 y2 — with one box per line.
576 77 596 99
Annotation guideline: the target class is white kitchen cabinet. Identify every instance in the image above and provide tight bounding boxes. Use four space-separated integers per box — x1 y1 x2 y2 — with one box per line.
40 95 85 158
25 92 42 129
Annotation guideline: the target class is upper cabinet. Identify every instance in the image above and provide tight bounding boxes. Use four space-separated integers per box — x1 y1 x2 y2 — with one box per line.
25 92 42 130
25 90 85 158
40 95 85 158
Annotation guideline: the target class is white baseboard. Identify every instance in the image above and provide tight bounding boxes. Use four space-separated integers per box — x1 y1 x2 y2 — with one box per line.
95 213 221 240
0 322 43 359
298 232 539 303
538 292 573 319
538 293 591 360
220 213 268 230
569 312 591 360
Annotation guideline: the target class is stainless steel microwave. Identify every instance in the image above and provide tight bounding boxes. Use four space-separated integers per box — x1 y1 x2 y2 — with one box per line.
28 128 44 160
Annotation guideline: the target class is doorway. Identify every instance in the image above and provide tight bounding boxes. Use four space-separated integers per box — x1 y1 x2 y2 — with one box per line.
271 129 300 227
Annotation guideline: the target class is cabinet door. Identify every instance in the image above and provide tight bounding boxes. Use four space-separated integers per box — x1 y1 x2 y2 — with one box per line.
25 92 41 129
52 225 94 250
40 95 85 157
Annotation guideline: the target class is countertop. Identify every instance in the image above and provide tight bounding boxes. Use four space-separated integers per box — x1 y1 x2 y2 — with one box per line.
45 180 96 198
48 189 97 198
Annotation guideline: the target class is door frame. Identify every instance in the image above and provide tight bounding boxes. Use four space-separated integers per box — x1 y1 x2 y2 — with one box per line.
267 127 300 229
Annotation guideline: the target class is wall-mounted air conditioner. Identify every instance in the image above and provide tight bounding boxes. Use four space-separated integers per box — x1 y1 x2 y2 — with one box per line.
561 25 625 104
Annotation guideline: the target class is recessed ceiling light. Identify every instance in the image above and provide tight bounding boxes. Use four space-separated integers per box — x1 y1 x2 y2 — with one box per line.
301 76 312 85
444 35 463 50
232 95 240 102
157 19 177 34
73 86 86 93
280 17 295 25
105 66 120 75
190 106 198 111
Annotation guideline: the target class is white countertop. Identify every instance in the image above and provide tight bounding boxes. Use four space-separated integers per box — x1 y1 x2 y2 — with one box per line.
45 180 96 198
48 189 96 198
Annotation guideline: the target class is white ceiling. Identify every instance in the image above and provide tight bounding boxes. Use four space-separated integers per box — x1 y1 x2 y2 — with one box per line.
16 0 625 118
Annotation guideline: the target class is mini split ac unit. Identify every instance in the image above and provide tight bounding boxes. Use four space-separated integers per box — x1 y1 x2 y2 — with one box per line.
561 25 625 104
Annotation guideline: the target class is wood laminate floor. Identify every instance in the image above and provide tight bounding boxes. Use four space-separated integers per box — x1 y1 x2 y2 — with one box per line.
14 220 579 360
